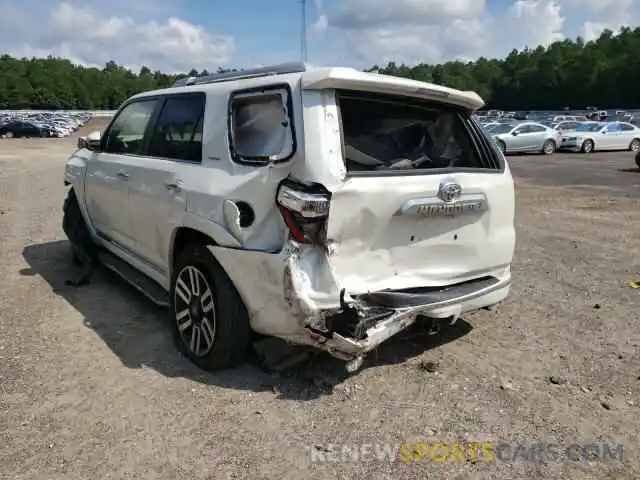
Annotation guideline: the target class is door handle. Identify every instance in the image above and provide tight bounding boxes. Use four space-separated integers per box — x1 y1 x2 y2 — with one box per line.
117 171 129 180
165 179 183 191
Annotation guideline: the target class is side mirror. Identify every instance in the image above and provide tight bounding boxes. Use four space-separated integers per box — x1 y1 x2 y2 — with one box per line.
511 131 518 136
78 130 102 151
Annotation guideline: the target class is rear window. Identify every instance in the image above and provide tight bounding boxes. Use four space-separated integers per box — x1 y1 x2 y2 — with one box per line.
575 123 602 132
337 91 496 172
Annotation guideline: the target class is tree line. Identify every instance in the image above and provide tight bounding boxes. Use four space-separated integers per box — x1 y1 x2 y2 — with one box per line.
1 26 639 111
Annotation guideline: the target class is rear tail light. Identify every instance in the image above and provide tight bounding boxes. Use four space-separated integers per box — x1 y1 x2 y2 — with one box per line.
276 180 330 245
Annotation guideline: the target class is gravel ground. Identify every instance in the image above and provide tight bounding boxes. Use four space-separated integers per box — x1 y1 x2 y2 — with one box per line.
1 122 639 480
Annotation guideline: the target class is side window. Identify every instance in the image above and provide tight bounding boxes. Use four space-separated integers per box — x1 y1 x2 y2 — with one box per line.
514 125 529 134
619 123 634 131
529 125 546 133
103 99 158 155
606 123 619 132
229 88 294 163
147 94 205 162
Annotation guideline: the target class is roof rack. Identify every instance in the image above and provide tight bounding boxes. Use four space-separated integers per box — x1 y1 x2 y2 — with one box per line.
172 62 308 87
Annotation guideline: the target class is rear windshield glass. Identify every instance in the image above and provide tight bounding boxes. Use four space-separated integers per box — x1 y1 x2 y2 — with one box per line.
337 91 491 172
574 123 603 132
488 123 514 134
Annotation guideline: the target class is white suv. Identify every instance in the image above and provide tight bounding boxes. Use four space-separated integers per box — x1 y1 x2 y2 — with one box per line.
63 62 516 372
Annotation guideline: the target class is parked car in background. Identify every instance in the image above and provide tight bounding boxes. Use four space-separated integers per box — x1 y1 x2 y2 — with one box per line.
489 122 560 155
559 121 640 153
0 120 52 138
586 110 608 121
552 120 582 133
0 111 92 138
481 120 518 132
552 115 584 123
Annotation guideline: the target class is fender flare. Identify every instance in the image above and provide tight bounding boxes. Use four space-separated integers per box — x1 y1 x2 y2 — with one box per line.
63 151 96 235
167 214 243 278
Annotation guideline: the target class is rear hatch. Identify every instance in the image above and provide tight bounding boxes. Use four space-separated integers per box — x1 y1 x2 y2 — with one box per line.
307 89 515 295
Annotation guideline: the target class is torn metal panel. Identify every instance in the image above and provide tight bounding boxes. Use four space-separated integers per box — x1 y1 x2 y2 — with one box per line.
322 173 516 295
208 243 511 362
207 242 344 337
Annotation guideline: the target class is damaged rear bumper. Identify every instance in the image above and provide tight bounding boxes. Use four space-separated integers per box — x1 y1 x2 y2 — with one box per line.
209 243 511 361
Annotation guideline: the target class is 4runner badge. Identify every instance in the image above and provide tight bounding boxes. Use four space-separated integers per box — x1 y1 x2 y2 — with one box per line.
395 181 487 218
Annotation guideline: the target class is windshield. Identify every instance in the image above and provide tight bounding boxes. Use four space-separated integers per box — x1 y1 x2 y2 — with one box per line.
489 123 514 134
337 91 494 172
574 123 603 132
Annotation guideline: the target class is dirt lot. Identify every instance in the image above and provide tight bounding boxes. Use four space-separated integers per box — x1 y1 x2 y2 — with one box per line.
1 120 639 479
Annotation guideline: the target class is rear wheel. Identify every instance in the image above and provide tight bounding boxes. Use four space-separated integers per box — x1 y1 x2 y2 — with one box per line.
541 139 555 155
581 139 594 153
170 243 251 372
629 138 640 152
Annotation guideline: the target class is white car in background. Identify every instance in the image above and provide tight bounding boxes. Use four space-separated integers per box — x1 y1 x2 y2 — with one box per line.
560 121 640 153
552 115 585 123
552 120 582 133
490 121 561 155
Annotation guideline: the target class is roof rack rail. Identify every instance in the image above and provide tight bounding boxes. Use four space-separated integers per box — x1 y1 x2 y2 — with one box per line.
172 62 308 87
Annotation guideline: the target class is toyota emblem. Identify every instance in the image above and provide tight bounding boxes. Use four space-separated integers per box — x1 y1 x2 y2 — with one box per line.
438 182 462 202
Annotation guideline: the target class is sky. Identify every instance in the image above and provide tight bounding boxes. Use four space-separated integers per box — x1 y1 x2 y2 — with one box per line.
0 0 638 73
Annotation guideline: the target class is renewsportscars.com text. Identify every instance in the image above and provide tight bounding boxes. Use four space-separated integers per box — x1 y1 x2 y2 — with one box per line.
308 442 625 464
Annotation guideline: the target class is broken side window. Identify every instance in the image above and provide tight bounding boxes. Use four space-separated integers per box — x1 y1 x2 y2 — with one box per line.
229 88 294 163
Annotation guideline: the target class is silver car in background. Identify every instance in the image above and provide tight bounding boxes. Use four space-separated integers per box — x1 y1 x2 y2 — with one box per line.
559 121 640 153
489 122 561 155
552 120 582 133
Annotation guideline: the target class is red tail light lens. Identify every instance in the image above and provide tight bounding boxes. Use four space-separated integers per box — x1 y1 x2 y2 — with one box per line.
276 180 330 245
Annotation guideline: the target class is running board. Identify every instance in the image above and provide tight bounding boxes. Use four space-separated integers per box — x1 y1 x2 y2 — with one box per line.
98 251 170 308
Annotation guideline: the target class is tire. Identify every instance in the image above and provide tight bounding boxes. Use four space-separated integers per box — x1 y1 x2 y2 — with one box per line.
170 243 251 371
62 189 97 263
6 131 13 139
581 139 594 153
496 140 506 154
636 152 640 169
541 139 555 155
629 138 640 153
71 246 83 265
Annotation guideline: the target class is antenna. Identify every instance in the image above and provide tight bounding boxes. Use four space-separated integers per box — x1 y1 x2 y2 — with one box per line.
300 0 308 63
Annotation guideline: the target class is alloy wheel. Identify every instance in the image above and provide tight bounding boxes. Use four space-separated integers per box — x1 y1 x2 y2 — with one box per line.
174 265 216 357
543 141 554 154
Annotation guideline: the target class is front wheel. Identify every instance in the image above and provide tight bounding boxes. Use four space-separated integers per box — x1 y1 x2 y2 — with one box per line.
541 139 555 155
581 139 594 153
629 138 640 153
170 243 251 372
62 189 97 263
